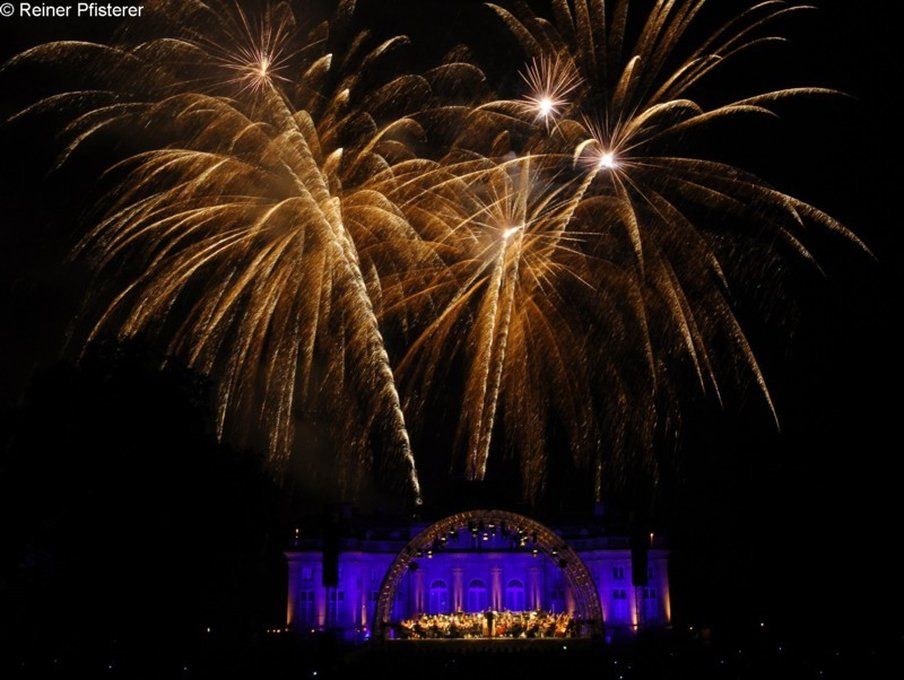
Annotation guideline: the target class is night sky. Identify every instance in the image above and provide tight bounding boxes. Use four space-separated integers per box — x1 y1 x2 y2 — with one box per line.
0 0 901 673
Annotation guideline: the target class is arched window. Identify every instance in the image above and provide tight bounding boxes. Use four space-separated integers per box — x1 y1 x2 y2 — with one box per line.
467 579 487 612
428 579 449 614
505 579 525 611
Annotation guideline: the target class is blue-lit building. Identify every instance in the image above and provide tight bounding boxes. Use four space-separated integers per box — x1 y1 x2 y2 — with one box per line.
285 511 670 640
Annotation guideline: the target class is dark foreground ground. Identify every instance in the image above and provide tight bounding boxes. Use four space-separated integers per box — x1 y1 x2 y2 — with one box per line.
4 626 901 680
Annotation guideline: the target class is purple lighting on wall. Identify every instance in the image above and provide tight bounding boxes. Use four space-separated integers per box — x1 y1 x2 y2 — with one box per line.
285 512 670 642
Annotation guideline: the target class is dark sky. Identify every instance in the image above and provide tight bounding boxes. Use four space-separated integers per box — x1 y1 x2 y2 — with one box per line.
0 0 901 654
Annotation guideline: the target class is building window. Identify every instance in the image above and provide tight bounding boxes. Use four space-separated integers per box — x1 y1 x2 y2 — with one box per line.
505 579 525 611
612 589 627 600
299 590 315 622
301 566 313 581
467 579 488 612
612 566 625 580
327 589 345 624
643 588 657 599
429 580 449 614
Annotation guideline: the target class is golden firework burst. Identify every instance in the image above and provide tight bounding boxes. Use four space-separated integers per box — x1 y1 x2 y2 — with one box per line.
1 0 865 504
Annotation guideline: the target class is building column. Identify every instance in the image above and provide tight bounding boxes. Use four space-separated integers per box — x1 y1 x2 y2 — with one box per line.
528 567 541 610
413 570 425 613
491 565 502 610
315 571 327 628
629 585 640 631
661 561 672 624
286 559 300 628
357 576 366 628
452 567 464 611
650 557 670 624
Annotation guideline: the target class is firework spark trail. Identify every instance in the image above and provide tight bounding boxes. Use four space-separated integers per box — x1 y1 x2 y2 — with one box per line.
328 216 422 501
258 78 422 501
464 190 524 480
468 231 521 480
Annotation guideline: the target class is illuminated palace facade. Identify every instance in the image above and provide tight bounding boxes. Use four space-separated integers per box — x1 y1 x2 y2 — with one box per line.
285 514 671 639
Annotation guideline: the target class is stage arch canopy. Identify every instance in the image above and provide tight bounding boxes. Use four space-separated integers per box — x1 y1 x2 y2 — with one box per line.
373 509 603 639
